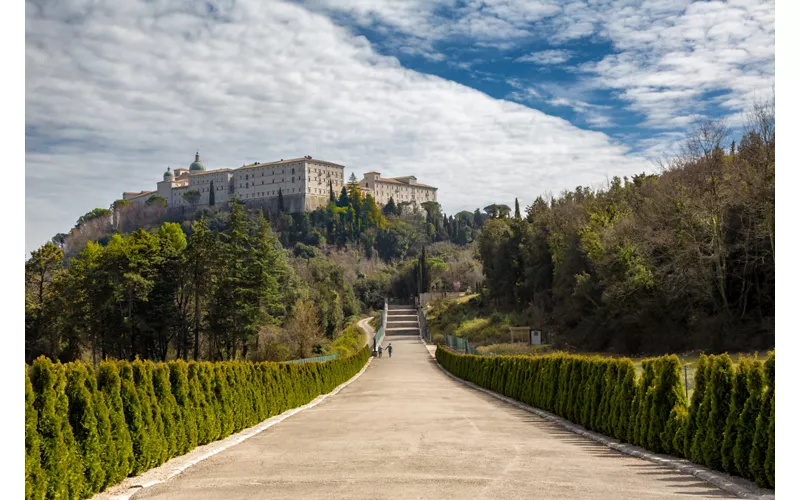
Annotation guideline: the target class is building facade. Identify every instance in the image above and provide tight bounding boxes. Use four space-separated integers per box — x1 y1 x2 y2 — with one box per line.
359 172 438 206
123 153 437 213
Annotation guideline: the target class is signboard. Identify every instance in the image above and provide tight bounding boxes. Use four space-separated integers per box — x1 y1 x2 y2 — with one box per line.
530 330 542 346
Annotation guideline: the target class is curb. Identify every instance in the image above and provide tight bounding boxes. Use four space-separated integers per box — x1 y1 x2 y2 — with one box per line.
431 352 774 500
102 355 373 500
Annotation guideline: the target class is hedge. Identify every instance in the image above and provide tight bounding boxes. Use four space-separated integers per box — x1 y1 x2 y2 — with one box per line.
25 346 369 500
436 347 774 487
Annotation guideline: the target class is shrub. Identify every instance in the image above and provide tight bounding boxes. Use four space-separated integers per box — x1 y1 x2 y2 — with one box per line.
721 356 751 474
702 354 734 470
435 347 774 488
64 363 104 496
765 392 775 488
25 367 45 500
733 357 764 479
648 356 686 454
26 346 370 500
30 357 70 500
689 355 712 464
750 352 774 487
96 361 134 484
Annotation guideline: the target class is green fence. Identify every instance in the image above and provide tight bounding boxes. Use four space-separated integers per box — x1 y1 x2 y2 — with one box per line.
444 334 480 355
285 354 339 364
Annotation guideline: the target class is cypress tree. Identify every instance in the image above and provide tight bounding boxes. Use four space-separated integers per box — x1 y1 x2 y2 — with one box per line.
733 358 764 479
25 366 46 500
684 355 710 459
209 180 215 206
765 393 775 488
64 363 104 496
721 356 750 474
54 363 85 499
648 356 686 454
85 365 114 491
702 354 734 470
690 355 714 465
329 181 335 202
277 188 284 212
514 198 521 220
31 357 69 499
664 404 689 457
168 360 197 453
97 361 134 484
750 353 774 487
119 363 148 474
153 363 182 458
613 361 635 442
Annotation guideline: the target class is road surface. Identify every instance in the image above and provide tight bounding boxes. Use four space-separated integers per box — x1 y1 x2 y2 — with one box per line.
134 331 734 500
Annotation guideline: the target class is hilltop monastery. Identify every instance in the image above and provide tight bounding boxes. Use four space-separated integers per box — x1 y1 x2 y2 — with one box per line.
122 153 437 212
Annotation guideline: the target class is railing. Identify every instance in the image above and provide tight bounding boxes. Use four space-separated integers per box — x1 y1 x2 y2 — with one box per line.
418 303 431 343
285 353 339 364
372 299 387 354
444 334 480 355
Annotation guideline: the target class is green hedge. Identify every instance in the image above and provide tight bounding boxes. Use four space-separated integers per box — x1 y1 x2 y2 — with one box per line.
26 346 369 500
436 347 774 487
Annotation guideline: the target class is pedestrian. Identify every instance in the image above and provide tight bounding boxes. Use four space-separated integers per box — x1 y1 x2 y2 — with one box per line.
378 345 383 358
387 343 393 358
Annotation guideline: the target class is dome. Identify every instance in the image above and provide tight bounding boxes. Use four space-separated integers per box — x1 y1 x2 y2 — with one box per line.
163 167 174 180
189 152 206 171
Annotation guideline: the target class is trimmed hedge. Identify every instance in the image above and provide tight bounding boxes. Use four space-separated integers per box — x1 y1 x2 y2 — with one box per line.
436 347 775 487
26 346 369 500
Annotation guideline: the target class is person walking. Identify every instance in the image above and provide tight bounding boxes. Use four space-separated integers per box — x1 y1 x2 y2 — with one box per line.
378 345 383 358
387 343 393 358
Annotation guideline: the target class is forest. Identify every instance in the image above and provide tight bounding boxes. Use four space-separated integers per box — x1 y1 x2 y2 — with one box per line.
25 177 485 364
473 102 775 354
26 102 774 361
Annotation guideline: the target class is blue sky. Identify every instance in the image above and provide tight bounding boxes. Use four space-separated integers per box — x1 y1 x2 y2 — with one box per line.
25 0 774 254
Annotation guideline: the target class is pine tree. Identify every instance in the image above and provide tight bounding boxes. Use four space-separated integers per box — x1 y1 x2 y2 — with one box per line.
383 197 396 216
186 217 217 361
337 186 349 208
209 180 215 206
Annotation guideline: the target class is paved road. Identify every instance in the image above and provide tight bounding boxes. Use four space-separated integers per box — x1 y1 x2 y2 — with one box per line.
134 333 733 500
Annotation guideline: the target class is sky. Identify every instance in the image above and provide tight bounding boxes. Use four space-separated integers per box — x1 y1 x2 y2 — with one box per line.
25 0 775 254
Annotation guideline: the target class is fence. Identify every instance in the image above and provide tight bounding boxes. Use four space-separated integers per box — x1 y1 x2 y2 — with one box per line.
285 353 339 364
444 334 480 355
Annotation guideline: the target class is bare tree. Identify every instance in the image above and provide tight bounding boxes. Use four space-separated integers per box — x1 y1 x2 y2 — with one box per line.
286 298 324 359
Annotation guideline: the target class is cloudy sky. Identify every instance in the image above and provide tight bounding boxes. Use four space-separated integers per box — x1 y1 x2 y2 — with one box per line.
25 0 774 254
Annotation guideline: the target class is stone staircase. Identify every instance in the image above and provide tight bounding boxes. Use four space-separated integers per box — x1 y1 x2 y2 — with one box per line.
385 304 420 336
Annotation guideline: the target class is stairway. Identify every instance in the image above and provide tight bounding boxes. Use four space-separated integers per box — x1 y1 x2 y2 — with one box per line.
385 304 420 336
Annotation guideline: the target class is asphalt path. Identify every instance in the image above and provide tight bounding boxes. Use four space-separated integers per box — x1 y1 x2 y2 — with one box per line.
133 328 733 500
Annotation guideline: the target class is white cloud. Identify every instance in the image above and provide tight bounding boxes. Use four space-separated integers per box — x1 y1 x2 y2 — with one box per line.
25 0 652 254
515 49 573 64
309 0 774 130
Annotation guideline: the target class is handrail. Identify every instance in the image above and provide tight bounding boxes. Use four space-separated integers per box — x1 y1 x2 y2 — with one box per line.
372 299 387 353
